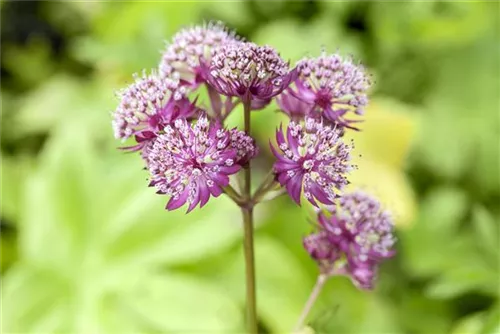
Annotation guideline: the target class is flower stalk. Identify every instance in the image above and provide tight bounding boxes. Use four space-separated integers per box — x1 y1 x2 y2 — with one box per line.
294 274 328 332
241 100 258 334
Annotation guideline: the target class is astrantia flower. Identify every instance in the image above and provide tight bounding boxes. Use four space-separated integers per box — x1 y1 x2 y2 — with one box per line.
145 115 257 212
291 52 371 128
270 117 354 207
303 191 396 289
276 90 313 121
207 42 296 106
229 129 259 166
112 71 198 152
159 21 239 87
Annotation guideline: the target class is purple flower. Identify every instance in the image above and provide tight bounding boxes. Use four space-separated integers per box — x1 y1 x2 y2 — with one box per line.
145 115 257 212
291 52 371 129
229 128 259 166
303 191 396 290
270 117 354 207
159 21 239 87
112 71 199 152
276 90 313 121
207 42 296 105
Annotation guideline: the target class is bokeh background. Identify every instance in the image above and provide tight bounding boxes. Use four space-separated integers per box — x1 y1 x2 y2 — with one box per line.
1 1 499 333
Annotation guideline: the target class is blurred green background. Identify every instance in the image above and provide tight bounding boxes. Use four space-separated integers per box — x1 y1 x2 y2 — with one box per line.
1 1 499 333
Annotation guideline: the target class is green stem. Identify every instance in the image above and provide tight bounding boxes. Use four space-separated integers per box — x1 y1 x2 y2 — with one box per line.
252 169 277 204
223 184 245 206
242 206 257 334
242 100 258 334
294 274 328 332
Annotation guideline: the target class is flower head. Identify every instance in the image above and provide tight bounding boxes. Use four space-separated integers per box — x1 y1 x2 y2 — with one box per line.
270 117 354 207
145 115 257 212
112 71 198 151
229 128 259 166
276 90 313 121
160 21 239 87
207 42 296 105
292 52 371 128
303 191 396 289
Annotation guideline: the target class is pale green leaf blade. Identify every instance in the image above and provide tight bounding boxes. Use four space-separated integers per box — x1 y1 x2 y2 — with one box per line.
121 272 243 333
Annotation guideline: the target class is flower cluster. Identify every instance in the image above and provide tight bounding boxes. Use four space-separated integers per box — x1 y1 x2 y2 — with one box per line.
112 22 374 213
111 21 394 289
270 117 354 207
278 52 371 129
303 191 396 289
146 115 256 212
159 21 239 87
207 42 296 107
112 71 198 154
112 22 258 212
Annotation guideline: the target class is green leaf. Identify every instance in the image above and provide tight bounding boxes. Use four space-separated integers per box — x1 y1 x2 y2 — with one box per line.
121 272 243 332
13 75 115 139
19 123 99 269
253 18 359 64
0 227 18 273
472 205 499 260
1 265 69 333
344 97 419 228
72 2 204 76
346 97 419 169
451 312 486 334
348 160 417 228
0 155 32 223
1 37 56 89
426 261 497 298
401 187 468 277
7 118 246 331
481 305 500 334
107 196 244 268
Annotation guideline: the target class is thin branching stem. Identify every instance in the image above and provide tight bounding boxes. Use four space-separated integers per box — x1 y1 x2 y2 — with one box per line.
252 169 277 204
294 274 328 332
241 100 258 334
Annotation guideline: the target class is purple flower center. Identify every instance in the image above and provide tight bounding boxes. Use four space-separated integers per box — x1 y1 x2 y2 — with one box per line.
314 89 332 109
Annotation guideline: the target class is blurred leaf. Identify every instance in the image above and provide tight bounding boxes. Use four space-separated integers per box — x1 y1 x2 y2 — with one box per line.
426 261 497 298
416 109 474 180
0 155 32 223
347 98 419 169
402 187 468 277
253 18 360 64
348 160 417 228
2 37 55 89
481 305 500 334
0 228 18 273
472 205 499 260
348 296 399 334
451 312 486 334
344 97 418 228
473 130 500 196
420 187 468 231
72 2 204 76
310 279 398 334
203 1 250 27
3 122 246 332
372 2 497 50
1 265 69 333
391 289 452 334
416 33 499 183
122 272 243 332
13 75 115 139
108 196 244 268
